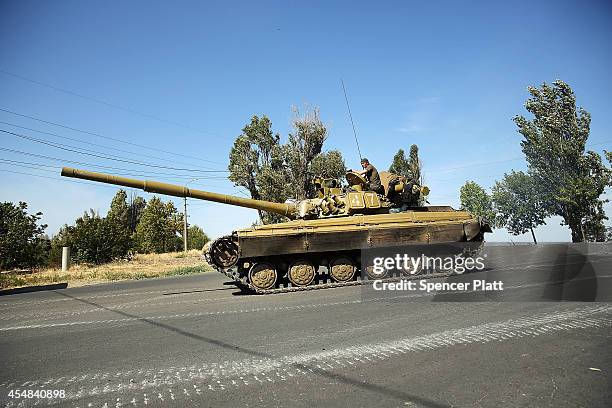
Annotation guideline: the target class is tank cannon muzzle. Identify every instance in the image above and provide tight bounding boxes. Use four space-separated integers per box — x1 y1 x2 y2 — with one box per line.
61 167 298 219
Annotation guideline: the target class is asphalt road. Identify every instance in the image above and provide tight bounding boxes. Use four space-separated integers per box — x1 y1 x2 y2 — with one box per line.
0 243 611 407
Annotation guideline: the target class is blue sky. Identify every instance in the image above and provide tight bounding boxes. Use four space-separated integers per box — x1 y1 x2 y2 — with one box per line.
1 0 610 242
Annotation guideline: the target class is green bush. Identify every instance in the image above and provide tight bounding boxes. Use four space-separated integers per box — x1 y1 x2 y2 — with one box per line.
0 201 50 270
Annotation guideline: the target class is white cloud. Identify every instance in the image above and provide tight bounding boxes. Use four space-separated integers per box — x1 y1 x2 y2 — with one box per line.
393 124 431 133
392 96 440 134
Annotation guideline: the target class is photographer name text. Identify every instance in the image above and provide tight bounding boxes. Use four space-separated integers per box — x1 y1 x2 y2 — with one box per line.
372 279 503 293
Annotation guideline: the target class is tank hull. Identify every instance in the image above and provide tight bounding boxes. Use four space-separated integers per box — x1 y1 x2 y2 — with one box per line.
206 209 491 293
236 210 482 257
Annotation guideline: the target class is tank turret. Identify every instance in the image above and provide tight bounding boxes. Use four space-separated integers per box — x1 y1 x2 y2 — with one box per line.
60 167 427 219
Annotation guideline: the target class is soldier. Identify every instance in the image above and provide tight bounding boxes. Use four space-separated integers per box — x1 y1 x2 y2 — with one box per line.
354 158 384 195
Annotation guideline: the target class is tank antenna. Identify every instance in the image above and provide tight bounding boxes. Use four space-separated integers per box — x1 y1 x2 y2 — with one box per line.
341 79 362 161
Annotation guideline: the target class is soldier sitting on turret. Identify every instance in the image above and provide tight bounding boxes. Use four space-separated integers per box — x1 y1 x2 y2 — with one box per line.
354 158 384 195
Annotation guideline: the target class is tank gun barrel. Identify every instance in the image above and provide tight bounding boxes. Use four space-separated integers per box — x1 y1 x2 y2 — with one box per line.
61 167 297 219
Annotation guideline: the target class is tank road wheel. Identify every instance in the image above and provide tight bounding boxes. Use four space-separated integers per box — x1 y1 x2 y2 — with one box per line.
288 260 316 287
366 264 388 280
249 263 278 290
329 257 356 282
400 258 423 277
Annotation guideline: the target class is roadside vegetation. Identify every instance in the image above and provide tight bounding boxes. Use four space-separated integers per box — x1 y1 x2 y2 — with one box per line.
460 80 612 243
0 191 211 289
0 250 211 290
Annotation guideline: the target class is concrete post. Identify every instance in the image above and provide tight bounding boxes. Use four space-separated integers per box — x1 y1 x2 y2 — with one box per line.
183 197 188 253
62 246 71 271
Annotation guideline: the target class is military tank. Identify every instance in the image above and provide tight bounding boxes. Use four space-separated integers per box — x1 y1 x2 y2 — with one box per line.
61 167 492 293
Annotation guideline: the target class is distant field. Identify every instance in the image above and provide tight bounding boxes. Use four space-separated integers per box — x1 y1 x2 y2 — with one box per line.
0 250 212 290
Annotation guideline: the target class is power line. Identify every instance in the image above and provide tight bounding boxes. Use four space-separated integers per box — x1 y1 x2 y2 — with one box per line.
2 127 227 173
0 147 227 179
0 121 227 171
0 158 58 169
0 158 229 184
1 168 231 198
0 168 137 191
1 163 57 174
0 69 220 138
2 128 226 173
0 107 226 165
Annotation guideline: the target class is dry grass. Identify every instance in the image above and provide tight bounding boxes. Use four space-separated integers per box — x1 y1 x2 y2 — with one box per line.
0 250 213 290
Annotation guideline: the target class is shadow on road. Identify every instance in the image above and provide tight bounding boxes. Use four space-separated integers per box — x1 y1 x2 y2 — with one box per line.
162 287 235 296
52 289 449 408
541 245 597 301
0 282 68 296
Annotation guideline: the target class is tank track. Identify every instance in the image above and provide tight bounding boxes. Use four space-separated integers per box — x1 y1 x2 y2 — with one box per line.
209 264 455 295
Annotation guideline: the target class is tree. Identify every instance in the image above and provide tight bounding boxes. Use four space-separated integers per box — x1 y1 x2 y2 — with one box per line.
228 115 288 224
284 106 327 200
134 197 183 253
228 107 347 224
310 150 347 182
67 210 116 264
128 193 146 232
187 225 209 250
106 190 133 259
408 144 422 184
492 171 547 244
389 144 422 183
514 80 611 242
388 149 411 178
0 201 49 269
389 144 424 205
460 181 496 224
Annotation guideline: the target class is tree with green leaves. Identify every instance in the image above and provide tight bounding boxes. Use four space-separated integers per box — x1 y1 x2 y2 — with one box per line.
134 197 183 253
128 193 146 232
408 144 422 184
514 80 611 242
228 115 288 224
310 150 346 181
187 225 209 250
0 201 49 270
388 149 411 178
106 190 133 259
228 107 347 224
492 171 547 244
284 106 347 198
284 106 327 200
66 210 116 264
389 144 422 182
459 181 496 224
390 145 424 205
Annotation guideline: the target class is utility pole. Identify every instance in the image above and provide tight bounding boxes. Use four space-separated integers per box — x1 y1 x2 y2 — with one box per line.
183 197 188 253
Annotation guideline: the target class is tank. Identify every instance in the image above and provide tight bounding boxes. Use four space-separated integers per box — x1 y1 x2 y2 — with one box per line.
61 167 492 293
